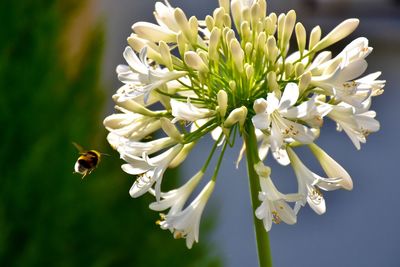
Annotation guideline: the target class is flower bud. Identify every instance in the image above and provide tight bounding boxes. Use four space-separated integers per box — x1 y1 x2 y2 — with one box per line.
169 142 196 168
209 28 221 61
242 8 251 24
219 0 230 13
213 7 225 28
245 42 253 57
295 62 305 77
205 15 215 31
251 3 261 29
177 32 187 57
285 62 294 78
127 35 162 64
225 29 235 45
245 64 254 80
217 90 228 117
189 16 199 44
174 8 194 44
160 118 183 142
223 14 231 28
229 80 237 93
281 10 296 55
184 51 209 72
116 99 157 117
267 71 279 92
299 71 311 94
259 0 267 19
132 22 176 43
257 32 266 51
266 36 278 62
309 26 321 51
159 41 173 70
254 161 271 177
223 106 248 129
230 39 244 72
295 22 306 55
240 21 251 42
231 0 242 30
277 13 285 44
264 17 275 36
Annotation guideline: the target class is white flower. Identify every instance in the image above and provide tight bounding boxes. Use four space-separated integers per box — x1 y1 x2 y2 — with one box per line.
309 143 353 190
159 180 215 249
116 137 177 157
287 147 344 215
252 83 315 165
171 98 215 122
356 72 385 97
311 38 373 107
150 171 204 216
103 112 161 146
120 144 183 200
118 47 187 102
254 162 298 231
328 103 380 150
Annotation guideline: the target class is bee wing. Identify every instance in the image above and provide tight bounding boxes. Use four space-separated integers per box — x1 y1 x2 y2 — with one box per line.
72 142 85 153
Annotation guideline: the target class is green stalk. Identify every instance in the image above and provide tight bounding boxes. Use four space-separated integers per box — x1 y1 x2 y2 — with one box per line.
244 122 273 267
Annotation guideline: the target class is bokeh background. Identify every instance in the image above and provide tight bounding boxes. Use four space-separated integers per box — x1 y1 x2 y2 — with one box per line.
2 0 400 266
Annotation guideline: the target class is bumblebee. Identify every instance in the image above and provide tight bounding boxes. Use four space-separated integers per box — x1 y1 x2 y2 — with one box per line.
73 142 102 178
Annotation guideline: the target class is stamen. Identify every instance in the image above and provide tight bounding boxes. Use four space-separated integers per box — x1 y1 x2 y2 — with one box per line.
361 128 371 137
173 230 186 239
309 187 323 205
342 81 358 95
135 173 152 188
272 211 281 224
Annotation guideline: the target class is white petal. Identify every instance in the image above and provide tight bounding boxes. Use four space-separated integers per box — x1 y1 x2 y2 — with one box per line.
252 113 270 130
123 46 148 74
171 98 214 122
279 83 299 110
266 93 280 113
154 1 180 32
337 59 368 82
255 201 272 231
273 200 296 225
307 193 326 215
280 117 315 144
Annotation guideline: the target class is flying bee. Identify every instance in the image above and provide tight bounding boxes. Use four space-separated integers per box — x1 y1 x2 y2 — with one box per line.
72 142 103 178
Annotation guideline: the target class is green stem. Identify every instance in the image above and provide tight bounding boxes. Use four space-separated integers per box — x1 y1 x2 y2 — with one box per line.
244 122 273 267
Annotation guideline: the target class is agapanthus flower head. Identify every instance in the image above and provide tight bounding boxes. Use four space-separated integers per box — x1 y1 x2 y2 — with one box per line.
104 0 385 247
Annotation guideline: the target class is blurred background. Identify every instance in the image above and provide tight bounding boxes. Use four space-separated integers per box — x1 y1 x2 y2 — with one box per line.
1 0 400 266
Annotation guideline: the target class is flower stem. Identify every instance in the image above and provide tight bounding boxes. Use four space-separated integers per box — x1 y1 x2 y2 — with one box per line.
244 122 273 267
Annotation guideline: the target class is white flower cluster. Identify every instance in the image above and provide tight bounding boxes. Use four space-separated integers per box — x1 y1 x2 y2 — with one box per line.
104 0 385 247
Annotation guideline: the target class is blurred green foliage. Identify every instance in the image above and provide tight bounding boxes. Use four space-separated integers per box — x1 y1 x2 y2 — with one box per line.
0 1 221 266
